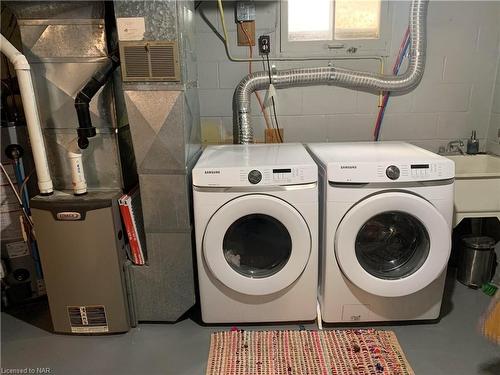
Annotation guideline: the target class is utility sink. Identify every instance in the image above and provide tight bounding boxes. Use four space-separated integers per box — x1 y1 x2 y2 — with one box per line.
445 154 500 226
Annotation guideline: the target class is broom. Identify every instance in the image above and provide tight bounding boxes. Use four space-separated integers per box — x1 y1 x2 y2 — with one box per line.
481 246 500 344
482 291 500 345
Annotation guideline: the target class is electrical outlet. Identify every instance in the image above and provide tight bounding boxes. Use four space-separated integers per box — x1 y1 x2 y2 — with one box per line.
258 35 271 55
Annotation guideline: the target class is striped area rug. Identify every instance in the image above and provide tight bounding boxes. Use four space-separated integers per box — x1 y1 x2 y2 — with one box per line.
206 329 414 375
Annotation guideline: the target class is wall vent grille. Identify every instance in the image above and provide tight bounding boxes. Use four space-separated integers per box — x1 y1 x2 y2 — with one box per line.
120 41 180 82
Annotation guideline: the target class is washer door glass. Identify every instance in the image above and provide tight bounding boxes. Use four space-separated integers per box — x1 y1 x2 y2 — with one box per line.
223 214 292 278
203 194 311 296
355 211 430 280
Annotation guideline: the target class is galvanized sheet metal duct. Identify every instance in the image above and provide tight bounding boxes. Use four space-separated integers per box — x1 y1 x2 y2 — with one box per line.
234 0 428 144
8 1 132 191
114 0 201 323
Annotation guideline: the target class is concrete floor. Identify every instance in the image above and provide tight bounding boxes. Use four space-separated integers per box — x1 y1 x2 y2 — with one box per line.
1 275 499 375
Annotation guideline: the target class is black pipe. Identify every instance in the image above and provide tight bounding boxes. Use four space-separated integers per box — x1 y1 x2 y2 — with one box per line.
74 52 120 149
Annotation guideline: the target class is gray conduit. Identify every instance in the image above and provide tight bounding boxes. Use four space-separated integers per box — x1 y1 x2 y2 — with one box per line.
234 0 428 144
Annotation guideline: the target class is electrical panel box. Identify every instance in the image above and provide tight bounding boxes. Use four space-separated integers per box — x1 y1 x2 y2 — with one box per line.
236 2 256 22
31 191 131 334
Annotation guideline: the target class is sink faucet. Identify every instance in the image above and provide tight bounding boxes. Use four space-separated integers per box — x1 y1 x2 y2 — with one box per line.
446 140 465 155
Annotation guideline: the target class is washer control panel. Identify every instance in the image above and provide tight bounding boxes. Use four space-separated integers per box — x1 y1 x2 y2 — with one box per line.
376 162 453 181
193 164 317 187
379 163 445 181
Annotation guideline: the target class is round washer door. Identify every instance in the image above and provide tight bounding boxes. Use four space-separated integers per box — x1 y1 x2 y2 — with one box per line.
203 194 311 296
335 192 451 297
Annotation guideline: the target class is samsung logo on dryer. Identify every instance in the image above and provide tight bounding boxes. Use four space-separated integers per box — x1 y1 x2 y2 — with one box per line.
340 165 357 169
204 170 221 174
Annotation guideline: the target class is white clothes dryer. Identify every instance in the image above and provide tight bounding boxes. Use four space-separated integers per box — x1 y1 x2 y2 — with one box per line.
308 142 455 323
192 143 318 323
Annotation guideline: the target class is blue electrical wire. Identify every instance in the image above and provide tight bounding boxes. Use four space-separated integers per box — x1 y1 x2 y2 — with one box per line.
13 160 43 280
13 160 31 214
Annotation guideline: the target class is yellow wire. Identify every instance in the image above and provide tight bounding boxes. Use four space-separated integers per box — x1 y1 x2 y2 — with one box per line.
217 0 253 62
217 0 229 41
378 58 385 107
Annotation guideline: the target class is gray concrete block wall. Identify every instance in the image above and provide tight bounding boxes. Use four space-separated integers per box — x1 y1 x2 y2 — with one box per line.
195 1 500 152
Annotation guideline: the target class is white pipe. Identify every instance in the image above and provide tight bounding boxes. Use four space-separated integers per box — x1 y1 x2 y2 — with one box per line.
1 34 53 194
66 139 87 195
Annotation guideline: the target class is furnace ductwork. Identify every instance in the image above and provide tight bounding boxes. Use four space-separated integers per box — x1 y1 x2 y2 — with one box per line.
234 0 428 144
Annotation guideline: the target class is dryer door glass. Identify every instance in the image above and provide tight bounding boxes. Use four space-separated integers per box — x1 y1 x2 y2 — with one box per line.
223 214 292 278
355 211 430 280
334 191 451 297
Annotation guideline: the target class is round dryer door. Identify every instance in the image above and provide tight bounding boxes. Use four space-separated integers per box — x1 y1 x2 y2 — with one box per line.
335 192 451 297
203 194 311 296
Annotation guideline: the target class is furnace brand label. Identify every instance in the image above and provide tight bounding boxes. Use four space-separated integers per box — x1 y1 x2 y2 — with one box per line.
56 212 81 221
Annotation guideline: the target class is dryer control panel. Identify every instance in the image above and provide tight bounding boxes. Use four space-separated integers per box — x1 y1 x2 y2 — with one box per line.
309 142 456 184
193 164 317 187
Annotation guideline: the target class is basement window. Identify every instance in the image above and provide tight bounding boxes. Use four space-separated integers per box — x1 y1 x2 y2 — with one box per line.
281 0 391 56
287 0 333 42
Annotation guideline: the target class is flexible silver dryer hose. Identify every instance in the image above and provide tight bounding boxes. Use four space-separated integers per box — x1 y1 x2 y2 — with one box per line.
234 0 428 144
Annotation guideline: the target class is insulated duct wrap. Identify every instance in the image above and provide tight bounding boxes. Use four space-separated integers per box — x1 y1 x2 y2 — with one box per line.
235 0 428 144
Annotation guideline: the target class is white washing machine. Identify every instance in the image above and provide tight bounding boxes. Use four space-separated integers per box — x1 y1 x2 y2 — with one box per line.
192 143 318 323
308 142 455 323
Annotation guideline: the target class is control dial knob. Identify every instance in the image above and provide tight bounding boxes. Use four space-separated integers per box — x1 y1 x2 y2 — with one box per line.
248 170 262 184
386 165 400 180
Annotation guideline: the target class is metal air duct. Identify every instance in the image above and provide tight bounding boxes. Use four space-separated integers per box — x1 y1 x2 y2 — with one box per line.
8 0 136 192
114 0 201 322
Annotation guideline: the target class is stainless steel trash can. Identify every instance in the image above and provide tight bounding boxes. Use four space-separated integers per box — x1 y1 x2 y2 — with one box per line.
457 236 496 287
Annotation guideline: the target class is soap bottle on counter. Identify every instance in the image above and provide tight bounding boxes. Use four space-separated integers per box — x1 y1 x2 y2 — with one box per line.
466 130 479 154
